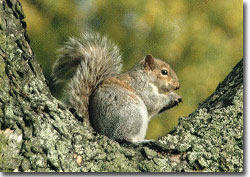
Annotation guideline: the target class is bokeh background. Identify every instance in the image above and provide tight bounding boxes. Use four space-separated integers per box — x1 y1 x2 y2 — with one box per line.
19 0 243 139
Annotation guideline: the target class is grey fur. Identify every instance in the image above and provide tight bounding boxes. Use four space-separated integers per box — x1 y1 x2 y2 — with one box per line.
51 32 181 143
89 85 148 143
51 32 122 122
89 60 181 142
129 69 181 118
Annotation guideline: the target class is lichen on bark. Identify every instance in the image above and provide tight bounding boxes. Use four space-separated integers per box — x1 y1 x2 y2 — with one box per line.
0 0 243 172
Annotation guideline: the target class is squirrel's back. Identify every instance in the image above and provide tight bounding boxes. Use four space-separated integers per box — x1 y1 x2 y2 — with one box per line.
50 32 122 123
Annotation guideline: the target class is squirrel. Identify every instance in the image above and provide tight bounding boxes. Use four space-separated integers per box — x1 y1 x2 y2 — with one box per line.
50 32 182 143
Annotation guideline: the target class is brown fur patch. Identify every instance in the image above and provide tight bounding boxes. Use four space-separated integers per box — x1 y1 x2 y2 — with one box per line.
101 74 135 93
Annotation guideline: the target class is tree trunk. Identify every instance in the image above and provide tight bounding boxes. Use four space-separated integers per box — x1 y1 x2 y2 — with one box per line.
0 0 243 172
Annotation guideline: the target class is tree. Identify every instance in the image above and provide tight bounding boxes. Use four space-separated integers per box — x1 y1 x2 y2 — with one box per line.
0 0 243 172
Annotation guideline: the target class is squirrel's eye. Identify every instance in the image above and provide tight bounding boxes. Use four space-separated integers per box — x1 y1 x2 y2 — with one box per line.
161 69 168 75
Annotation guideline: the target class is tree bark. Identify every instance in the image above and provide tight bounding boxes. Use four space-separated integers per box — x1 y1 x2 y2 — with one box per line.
0 0 243 172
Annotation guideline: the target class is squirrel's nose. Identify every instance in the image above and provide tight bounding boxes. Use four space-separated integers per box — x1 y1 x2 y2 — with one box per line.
174 83 180 90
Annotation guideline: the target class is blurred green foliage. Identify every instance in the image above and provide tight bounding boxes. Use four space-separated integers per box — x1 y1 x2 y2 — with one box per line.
20 0 243 139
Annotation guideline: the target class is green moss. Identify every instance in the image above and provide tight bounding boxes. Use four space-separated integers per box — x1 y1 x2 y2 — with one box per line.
142 147 158 159
159 85 243 172
0 134 7 167
0 15 6 30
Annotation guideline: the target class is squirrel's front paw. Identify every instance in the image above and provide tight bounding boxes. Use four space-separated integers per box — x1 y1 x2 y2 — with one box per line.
159 92 182 113
169 92 182 104
174 94 182 104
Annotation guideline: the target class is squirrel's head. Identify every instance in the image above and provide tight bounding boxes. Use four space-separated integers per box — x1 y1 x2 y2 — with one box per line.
144 54 180 93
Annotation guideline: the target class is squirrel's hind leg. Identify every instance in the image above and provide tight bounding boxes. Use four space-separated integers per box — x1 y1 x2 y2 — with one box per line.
121 99 150 143
89 86 150 143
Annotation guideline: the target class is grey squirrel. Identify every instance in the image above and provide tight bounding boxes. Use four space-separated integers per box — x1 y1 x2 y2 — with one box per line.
51 32 182 143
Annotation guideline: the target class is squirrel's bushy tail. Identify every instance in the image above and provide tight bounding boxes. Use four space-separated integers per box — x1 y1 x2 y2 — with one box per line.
51 32 122 123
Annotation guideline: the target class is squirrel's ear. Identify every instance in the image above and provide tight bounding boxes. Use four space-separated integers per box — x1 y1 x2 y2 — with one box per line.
145 54 154 70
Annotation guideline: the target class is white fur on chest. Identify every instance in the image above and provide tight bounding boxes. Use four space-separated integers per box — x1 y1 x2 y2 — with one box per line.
150 83 160 95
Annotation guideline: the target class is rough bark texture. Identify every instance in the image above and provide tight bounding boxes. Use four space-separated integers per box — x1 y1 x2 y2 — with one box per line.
0 0 243 172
